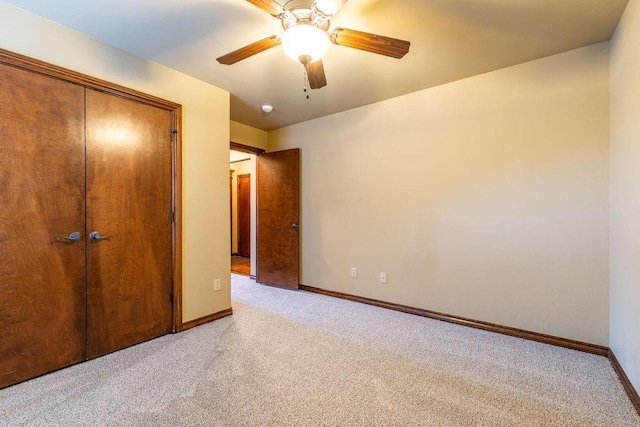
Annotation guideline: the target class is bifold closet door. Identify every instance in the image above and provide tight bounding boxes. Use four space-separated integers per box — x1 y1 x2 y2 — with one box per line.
85 89 173 358
0 65 87 388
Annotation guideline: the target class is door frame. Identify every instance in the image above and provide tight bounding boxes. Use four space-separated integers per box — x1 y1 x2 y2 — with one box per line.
0 48 184 333
230 141 266 155
230 142 301 289
230 142 266 278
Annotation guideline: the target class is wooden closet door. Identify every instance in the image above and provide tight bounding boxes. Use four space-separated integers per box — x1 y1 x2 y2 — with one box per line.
0 65 86 388
85 89 173 358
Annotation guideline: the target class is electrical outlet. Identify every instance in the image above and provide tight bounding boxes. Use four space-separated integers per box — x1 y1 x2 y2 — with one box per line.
351 267 358 278
380 272 387 283
214 278 221 291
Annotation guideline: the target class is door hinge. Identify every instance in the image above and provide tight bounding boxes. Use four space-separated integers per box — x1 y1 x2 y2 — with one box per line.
170 211 175 223
170 291 174 304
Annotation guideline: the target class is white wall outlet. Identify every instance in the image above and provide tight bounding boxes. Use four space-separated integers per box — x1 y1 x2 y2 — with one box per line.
351 267 358 278
214 278 221 291
380 272 387 283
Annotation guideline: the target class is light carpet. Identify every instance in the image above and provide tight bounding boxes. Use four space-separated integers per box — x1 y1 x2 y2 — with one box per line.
1 274 638 426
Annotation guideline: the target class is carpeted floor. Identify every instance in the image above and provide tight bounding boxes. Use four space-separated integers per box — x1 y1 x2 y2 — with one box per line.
1 274 638 426
231 255 251 276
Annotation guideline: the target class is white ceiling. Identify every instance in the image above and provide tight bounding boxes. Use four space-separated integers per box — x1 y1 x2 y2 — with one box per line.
2 0 629 130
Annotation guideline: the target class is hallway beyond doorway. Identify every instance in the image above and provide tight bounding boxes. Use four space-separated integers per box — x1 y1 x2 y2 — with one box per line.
231 255 250 276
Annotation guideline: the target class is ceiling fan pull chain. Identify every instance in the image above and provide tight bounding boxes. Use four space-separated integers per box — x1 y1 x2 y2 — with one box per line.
303 68 310 100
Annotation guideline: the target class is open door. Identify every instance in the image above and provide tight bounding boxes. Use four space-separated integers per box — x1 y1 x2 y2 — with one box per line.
256 149 300 289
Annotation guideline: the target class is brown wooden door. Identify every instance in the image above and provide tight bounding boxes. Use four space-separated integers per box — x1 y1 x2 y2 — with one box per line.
230 169 234 253
256 149 300 289
0 64 87 387
237 174 251 258
85 89 173 358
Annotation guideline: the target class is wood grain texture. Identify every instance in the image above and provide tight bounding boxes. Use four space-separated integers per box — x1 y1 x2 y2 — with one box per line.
0 48 179 111
0 49 183 385
180 308 234 332
216 35 281 65
230 141 266 155
230 169 234 253
0 63 86 388
331 27 410 59
609 349 640 415
299 285 609 356
85 89 173 358
245 0 283 16
256 149 300 289
306 59 327 89
237 174 251 258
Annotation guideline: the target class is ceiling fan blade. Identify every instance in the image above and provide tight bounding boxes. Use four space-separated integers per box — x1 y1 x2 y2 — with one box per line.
245 0 284 16
216 35 281 65
306 59 327 89
314 0 348 17
330 28 410 59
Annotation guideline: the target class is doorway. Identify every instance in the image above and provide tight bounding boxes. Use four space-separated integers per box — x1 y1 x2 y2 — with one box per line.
230 144 262 277
229 142 300 290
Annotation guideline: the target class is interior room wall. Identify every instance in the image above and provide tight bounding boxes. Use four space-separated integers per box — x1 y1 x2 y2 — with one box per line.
269 43 611 346
610 0 640 394
0 2 231 323
231 120 268 150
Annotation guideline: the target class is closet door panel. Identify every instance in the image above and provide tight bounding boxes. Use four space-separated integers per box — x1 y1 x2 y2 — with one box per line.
0 65 86 388
85 89 173 358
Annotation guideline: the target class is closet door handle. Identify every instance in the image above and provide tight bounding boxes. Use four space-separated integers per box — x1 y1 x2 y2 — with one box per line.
89 231 113 242
52 231 83 244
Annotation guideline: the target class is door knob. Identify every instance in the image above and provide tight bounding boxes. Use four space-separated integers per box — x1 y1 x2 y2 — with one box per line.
291 223 299 229
52 231 83 244
89 231 114 242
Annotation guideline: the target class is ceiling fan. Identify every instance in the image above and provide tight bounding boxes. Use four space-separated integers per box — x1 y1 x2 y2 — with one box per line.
216 0 411 89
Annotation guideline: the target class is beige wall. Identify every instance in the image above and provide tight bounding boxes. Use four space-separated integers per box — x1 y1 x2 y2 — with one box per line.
269 43 611 345
0 2 231 322
231 120 268 150
610 0 640 394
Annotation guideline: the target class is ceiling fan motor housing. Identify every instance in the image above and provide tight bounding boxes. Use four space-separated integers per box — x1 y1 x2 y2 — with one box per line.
281 4 331 32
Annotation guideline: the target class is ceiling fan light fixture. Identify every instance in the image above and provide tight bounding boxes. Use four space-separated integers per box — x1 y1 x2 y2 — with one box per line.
281 24 330 64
